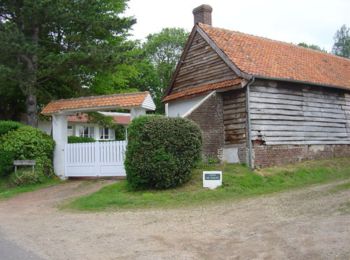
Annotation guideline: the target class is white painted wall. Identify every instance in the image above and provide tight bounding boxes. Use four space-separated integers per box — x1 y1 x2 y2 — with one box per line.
38 120 52 135
131 107 146 119
141 93 156 110
167 94 206 117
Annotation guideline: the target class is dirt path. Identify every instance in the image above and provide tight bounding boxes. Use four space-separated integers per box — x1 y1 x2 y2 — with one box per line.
0 179 349 260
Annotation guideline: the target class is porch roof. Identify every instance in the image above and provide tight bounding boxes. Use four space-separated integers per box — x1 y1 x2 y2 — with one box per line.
41 91 155 115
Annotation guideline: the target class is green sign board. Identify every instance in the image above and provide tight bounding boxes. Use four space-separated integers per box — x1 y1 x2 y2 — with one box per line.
204 173 221 180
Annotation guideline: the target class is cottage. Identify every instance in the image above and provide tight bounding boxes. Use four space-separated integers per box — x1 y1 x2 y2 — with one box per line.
164 5 350 168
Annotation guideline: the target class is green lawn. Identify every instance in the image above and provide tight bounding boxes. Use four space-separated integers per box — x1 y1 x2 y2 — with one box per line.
66 158 350 211
0 177 61 199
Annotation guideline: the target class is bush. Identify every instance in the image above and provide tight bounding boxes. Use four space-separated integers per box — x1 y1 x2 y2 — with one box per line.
0 126 55 184
0 121 23 137
9 169 41 186
0 150 15 177
125 116 202 190
68 136 95 143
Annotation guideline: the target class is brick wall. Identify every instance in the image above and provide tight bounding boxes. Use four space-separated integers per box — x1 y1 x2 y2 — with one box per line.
253 144 350 168
187 93 224 160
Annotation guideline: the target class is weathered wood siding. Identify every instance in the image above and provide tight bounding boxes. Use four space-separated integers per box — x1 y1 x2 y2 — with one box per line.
250 81 350 145
223 89 246 145
172 32 236 94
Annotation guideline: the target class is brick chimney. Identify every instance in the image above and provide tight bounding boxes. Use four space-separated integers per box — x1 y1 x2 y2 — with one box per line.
193 4 213 25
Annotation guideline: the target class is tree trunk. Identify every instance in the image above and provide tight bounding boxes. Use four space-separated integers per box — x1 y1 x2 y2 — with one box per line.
20 26 39 127
26 91 38 127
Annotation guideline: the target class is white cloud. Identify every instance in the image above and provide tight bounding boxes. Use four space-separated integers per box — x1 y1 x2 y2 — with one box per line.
125 0 350 51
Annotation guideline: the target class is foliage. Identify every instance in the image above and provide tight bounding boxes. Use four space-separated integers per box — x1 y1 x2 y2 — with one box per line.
298 42 326 52
0 150 14 177
10 169 41 186
143 28 188 112
66 158 350 211
0 0 135 125
68 136 95 144
114 124 126 140
125 115 202 190
88 112 118 129
87 112 126 140
0 126 55 182
90 41 159 95
0 120 23 137
332 24 350 58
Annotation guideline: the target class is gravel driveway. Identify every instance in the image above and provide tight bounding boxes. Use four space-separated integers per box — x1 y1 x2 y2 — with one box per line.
0 179 349 260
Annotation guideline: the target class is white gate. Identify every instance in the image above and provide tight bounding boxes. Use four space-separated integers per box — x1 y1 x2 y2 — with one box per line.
64 141 127 177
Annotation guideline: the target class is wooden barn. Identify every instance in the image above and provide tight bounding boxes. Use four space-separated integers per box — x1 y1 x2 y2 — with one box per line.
163 5 350 168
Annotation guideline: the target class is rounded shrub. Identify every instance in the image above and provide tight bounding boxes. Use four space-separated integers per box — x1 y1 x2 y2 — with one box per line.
125 115 202 190
0 126 55 183
0 120 23 137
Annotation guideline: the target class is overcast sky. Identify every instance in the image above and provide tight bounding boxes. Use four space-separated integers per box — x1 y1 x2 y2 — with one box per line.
125 0 350 51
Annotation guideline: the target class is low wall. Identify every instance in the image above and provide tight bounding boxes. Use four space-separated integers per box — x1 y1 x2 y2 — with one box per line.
253 144 350 168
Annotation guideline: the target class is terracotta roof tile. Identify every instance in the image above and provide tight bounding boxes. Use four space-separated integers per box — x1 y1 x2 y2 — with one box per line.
199 23 350 90
42 92 149 115
163 78 242 102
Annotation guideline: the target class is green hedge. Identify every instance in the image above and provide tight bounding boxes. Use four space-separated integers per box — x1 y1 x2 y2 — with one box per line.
0 121 23 137
68 136 95 143
125 116 202 190
0 126 55 184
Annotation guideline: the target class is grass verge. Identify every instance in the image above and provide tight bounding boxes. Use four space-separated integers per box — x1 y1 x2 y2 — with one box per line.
66 158 350 211
0 177 61 199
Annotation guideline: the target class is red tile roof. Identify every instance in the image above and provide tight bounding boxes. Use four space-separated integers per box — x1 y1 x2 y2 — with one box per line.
199 23 350 90
68 113 131 125
42 92 149 115
163 78 242 102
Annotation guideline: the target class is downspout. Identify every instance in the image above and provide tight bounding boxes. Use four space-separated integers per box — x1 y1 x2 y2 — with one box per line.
246 77 255 169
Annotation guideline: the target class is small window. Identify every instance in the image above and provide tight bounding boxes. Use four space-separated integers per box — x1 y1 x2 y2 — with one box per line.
67 125 73 136
79 126 94 138
99 127 110 140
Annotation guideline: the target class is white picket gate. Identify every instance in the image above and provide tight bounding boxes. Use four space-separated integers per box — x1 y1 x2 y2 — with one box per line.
64 141 127 177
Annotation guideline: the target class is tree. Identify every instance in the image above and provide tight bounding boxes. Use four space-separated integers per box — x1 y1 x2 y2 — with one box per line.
0 0 135 126
90 28 188 114
298 42 326 52
332 25 350 58
143 28 188 112
90 40 160 96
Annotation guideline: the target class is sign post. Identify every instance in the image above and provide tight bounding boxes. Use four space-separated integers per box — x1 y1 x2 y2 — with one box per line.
203 171 222 189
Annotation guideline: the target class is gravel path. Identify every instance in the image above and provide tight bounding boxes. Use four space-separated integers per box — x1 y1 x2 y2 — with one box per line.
0 179 349 259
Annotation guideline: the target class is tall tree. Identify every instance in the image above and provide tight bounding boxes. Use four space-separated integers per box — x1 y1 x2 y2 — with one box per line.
332 25 350 58
0 0 135 126
143 28 188 112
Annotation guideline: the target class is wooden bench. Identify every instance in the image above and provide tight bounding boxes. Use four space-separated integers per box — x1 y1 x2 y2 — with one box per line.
13 160 36 173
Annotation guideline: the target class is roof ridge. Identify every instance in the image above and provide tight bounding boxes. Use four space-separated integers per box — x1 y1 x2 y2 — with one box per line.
50 91 150 103
198 23 350 62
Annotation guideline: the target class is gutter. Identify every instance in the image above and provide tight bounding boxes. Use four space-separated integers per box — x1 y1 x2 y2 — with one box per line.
246 77 255 169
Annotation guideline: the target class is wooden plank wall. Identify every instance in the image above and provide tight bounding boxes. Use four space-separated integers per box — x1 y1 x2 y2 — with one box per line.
223 89 247 145
172 32 236 94
250 82 350 145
